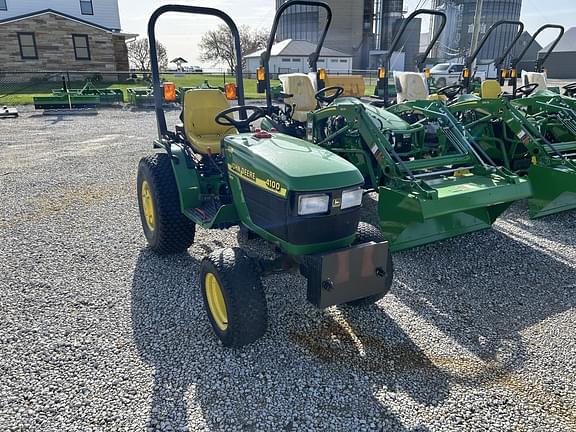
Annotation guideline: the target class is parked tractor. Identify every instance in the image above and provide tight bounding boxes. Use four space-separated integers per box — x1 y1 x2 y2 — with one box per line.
137 5 393 347
449 21 576 218
258 3 530 252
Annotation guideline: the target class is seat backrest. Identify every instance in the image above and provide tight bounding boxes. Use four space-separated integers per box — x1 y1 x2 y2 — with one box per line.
522 71 548 91
394 72 430 102
325 75 366 98
279 73 318 122
183 89 234 153
481 80 502 99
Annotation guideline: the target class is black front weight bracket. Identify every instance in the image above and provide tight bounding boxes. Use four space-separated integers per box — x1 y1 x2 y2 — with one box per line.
304 241 391 308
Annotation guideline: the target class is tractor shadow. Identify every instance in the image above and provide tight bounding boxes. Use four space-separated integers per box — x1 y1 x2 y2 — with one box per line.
131 244 435 431
362 192 575 372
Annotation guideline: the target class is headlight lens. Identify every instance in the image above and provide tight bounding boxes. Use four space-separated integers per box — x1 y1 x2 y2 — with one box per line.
341 188 363 210
298 194 329 216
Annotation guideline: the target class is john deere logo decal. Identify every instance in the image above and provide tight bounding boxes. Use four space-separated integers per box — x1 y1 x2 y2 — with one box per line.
333 198 341 207
228 163 287 198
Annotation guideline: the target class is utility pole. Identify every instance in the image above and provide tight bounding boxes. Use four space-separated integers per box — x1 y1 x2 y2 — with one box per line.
469 0 484 69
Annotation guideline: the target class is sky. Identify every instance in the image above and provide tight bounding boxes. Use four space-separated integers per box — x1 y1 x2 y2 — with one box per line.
118 0 576 67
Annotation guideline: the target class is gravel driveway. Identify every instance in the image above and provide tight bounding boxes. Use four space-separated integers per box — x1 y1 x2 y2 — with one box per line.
1 107 575 431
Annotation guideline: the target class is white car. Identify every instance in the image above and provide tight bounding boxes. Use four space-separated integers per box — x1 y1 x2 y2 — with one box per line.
429 63 465 87
429 63 487 88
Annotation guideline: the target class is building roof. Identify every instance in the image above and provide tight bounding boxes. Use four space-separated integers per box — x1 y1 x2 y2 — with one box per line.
0 9 134 36
245 39 351 59
540 27 576 54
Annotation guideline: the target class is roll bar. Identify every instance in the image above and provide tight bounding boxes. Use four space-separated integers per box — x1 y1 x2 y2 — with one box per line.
260 0 332 111
380 9 447 104
148 5 246 140
509 24 564 91
463 20 524 91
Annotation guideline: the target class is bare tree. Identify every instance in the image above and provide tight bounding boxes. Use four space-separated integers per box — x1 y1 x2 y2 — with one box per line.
199 25 269 72
128 37 169 71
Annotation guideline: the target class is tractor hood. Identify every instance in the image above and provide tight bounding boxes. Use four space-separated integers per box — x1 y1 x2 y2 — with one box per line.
224 132 363 192
330 97 410 131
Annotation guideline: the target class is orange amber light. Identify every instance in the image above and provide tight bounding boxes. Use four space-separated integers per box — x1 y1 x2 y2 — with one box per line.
225 83 237 100
163 82 176 102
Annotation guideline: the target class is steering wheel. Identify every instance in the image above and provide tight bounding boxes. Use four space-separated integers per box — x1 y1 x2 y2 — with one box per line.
436 84 464 101
563 82 576 97
215 106 266 133
514 83 539 98
315 86 344 104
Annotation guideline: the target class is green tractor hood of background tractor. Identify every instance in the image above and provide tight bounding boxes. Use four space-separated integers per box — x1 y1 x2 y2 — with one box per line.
332 97 411 131
225 132 364 192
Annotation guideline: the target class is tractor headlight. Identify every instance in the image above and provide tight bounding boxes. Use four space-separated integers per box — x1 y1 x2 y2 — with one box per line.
298 194 329 216
341 188 363 210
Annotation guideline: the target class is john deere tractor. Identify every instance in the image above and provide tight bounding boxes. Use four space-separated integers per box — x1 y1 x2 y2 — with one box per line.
257 3 530 252
137 5 393 347
505 25 576 146
448 20 576 219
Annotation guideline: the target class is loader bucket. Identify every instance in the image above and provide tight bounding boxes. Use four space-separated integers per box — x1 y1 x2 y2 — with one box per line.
378 174 532 251
528 164 576 218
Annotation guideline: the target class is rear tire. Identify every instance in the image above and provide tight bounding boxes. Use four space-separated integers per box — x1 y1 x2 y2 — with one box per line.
346 222 393 306
200 248 268 347
137 153 196 254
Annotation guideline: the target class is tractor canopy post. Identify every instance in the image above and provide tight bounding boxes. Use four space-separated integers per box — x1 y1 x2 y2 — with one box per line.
381 9 447 105
463 20 524 92
260 0 332 112
147 5 246 140
509 24 564 92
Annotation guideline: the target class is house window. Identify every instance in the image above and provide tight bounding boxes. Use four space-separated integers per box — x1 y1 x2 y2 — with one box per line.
80 0 93 15
292 58 300 62
0 0 7 11
330 59 338 63
281 58 291 62
339 59 347 63
18 33 38 60
72 34 91 60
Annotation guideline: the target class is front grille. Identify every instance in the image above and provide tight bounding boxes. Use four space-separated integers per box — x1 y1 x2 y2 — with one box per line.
241 180 361 246
241 181 288 239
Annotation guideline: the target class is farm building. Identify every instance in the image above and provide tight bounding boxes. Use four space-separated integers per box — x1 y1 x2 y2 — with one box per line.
245 39 353 77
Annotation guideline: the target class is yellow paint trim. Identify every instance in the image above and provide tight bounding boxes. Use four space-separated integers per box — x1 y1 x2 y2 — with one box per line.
205 272 228 331
141 180 155 231
228 163 288 198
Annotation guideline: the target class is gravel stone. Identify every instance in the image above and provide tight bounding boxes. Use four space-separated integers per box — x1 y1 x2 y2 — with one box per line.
0 107 574 431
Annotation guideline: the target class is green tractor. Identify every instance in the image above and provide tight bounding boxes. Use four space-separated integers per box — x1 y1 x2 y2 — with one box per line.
137 5 393 347
505 25 576 145
449 21 576 218
258 3 530 252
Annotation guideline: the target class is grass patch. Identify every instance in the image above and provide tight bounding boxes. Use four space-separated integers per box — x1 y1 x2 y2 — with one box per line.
1 73 376 105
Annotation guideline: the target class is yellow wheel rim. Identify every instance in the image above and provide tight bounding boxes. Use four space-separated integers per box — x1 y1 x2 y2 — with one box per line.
205 272 228 331
141 180 155 231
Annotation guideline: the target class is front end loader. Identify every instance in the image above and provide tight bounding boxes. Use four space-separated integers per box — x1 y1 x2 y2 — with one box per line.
137 5 393 347
449 22 576 219
257 3 530 251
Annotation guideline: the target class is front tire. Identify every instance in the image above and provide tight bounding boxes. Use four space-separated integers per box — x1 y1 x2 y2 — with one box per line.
436 77 447 88
137 153 196 254
346 222 394 306
200 248 268 347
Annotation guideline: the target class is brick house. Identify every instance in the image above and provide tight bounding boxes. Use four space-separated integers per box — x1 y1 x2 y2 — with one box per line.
0 1 136 77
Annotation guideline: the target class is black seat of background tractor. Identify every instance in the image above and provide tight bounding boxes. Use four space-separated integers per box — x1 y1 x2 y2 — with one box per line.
182 89 237 154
